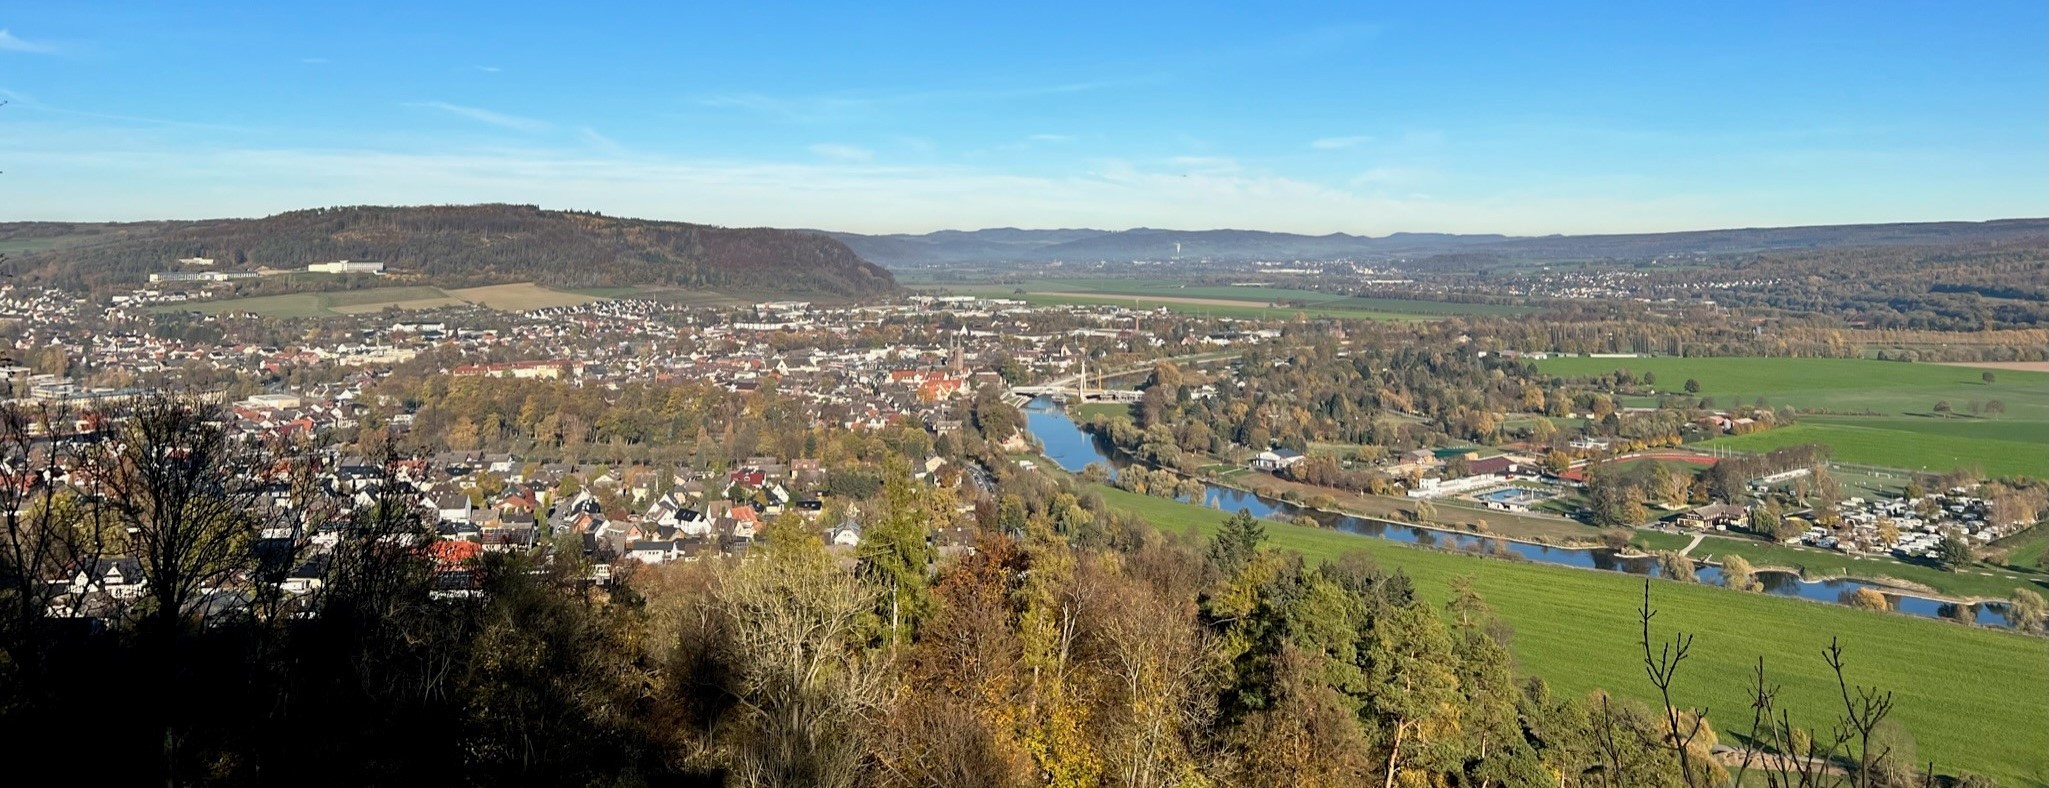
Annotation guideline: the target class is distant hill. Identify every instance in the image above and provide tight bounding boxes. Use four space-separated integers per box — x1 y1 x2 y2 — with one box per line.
829 218 2049 267
2 205 897 296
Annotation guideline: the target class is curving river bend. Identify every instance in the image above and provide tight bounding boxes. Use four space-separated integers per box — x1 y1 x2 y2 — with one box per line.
1023 398 2018 629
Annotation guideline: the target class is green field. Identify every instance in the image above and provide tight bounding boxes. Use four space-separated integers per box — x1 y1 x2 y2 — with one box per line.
1990 526 2049 573
155 283 607 318
1536 357 2049 477
1088 484 2049 786
938 278 1535 320
1708 421 2047 479
1686 533 2043 600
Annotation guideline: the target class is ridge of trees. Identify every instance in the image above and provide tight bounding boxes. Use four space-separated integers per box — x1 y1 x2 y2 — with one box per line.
4 204 898 296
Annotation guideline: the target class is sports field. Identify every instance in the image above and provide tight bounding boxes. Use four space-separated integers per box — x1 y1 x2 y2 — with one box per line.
1537 357 2049 477
938 278 1535 320
1090 484 2049 786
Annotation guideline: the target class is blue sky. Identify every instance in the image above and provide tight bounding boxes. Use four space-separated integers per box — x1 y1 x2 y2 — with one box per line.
2 2 2043 234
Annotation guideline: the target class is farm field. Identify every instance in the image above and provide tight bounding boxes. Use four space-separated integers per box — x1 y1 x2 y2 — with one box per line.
445 283 600 310
158 282 606 317
936 278 1534 319
1537 357 2049 477
1707 421 2046 479
1088 484 2049 786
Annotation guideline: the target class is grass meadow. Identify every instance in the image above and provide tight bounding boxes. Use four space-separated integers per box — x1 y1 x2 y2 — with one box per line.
1536 357 2049 477
1090 484 2049 786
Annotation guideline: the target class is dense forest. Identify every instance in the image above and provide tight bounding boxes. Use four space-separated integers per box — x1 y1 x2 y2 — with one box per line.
1636 243 2049 330
1 204 898 296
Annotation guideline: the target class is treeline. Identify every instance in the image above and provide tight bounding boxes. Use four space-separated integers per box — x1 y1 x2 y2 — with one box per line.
11 204 897 296
1639 243 2049 330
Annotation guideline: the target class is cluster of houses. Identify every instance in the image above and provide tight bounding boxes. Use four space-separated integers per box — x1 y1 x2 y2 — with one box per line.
1786 488 2029 558
42 441 986 620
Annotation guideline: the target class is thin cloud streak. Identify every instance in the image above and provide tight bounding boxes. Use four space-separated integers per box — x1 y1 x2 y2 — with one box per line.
698 79 1142 122
0 30 57 54
1311 135 1372 149
404 101 550 132
809 143 875 162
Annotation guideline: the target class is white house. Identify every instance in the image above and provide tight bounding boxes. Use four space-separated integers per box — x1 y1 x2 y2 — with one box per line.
1251 448 1305 471
431 491 473 524
306 260 385 275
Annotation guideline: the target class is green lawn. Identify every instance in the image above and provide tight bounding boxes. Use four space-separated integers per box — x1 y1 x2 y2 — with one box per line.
1537 357 2049 478
1685 533 2045 600
1073 402 1135 423
319 285 449 306
156 292 337 318
154 285 457 318
1089 485 2049 787
1990 526 2049 573
1706 422 2047 479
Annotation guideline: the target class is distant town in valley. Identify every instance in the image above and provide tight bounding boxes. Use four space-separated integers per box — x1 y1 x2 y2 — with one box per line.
2 204 2046 784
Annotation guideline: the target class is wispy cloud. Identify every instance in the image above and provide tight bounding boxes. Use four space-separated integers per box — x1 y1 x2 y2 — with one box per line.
699 80 1137 123
1167 155 1240 173
300 57 329 64
579 127 623 154
476 65 501 73
2 89 251 131
0 29 58 54
1311 135 1372 150
404 101 549 132
1348 166 1436 188
809 143 875 162
1029 133 1075 143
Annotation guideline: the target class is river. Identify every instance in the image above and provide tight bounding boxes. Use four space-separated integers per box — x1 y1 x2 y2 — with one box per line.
1023 398 2018 629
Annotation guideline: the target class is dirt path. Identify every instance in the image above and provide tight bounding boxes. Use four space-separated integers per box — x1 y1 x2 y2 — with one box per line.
1933 360 2049 372
1679 532 1706 556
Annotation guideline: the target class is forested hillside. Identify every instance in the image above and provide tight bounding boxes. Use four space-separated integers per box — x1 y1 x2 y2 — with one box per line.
1 205 898 296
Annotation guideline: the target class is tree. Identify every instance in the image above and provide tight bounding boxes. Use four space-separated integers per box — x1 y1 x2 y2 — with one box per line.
89 395 285 638
1683 378 1701 394
1982 370 1997 385
1932 400 1952 418
1984 399 2006 417
859 468 941 643
1719 554 1756 591
716 522 884 787
1934 530 1973 570
1360 601 1460 788
1655 550 1696 583
1846 588 1890 611
1210 509 1266 577
2009 588 2047 633
1748 504 1781 538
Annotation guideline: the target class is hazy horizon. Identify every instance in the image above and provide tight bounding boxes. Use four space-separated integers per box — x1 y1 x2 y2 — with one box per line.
11 202 2047 242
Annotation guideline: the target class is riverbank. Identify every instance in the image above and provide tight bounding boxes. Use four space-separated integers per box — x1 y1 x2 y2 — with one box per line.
1066 401 2047 603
